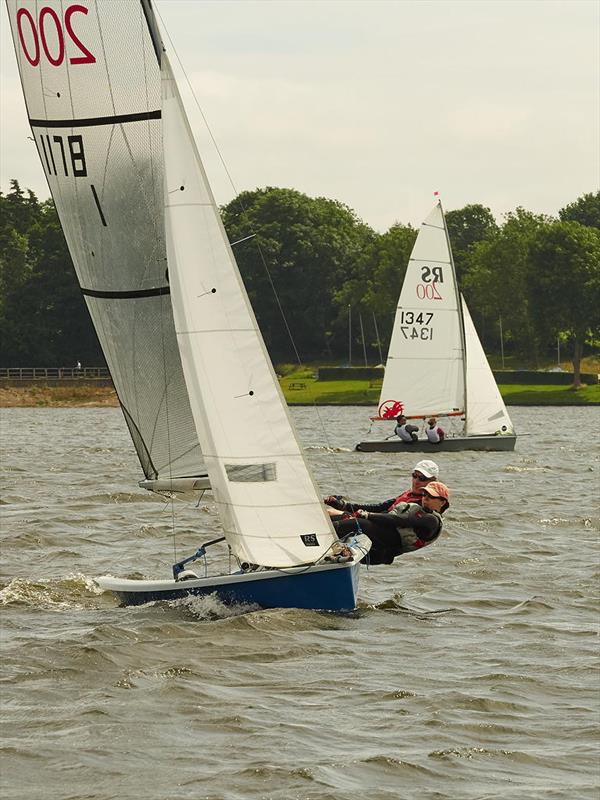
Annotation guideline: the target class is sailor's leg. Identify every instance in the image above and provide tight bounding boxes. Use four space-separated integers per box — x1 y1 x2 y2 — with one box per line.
333 518 401 564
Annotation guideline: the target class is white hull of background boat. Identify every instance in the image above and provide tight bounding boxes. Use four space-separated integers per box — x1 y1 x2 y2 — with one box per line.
355 434 516 453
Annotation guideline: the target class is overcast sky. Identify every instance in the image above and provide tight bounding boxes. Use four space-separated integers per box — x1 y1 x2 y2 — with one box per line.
1 0 598 231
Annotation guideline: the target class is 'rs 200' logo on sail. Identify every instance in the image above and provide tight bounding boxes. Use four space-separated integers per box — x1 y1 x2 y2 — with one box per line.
301 534 320 547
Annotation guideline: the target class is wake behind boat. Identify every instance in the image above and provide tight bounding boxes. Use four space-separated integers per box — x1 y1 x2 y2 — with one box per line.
7 0 370 611
356 200 516 453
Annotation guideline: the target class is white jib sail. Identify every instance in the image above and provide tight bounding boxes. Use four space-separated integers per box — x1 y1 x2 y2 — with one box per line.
161 57 338 568
462 298 514 436
6 0 204 484
379 202 465 417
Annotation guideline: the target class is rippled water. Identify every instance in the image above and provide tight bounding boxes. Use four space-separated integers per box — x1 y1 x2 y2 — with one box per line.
1 405 599 800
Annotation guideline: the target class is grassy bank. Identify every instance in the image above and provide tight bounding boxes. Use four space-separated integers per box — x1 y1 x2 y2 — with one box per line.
1 374 599 408
0 382 118 408
278 374 600 406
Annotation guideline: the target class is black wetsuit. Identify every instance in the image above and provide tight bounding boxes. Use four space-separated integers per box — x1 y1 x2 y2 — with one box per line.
334 502 443 565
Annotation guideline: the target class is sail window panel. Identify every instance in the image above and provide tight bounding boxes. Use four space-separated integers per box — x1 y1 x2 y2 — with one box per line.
225 463 277 482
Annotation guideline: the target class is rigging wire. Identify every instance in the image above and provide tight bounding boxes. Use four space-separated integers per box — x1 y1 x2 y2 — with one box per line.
140 3 178 560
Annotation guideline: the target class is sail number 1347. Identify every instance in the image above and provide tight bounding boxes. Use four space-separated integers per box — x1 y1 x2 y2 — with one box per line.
398 311 434 341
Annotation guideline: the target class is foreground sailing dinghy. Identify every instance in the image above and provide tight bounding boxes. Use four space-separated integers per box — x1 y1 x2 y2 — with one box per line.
356 200 516 453
8 0 370 611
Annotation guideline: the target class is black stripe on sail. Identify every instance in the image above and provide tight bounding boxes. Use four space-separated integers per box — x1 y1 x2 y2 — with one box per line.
82 286 170 299
29 110 161 129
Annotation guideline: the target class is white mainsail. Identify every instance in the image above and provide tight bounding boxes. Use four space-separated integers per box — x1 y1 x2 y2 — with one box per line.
463 298 514 436
6 0 204 483
161 57 339 567
379 201 465 417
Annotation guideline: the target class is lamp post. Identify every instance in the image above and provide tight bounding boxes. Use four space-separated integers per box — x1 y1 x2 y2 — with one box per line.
348 305 352 367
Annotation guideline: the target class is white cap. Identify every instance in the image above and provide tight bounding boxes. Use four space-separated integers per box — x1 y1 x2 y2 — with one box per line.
414 459 439 479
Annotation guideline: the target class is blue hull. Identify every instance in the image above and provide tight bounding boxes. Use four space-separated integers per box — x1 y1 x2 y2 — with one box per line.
98 559 364 612
123 566 357 611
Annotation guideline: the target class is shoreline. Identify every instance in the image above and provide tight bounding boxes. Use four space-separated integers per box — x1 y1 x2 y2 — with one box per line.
1 381 598 408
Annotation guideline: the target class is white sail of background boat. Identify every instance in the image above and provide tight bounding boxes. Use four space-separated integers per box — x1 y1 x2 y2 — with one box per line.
7 0 369 610
356 200 516 452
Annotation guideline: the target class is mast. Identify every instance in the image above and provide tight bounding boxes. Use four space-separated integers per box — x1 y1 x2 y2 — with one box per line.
140 0 165 64
439 198 468 426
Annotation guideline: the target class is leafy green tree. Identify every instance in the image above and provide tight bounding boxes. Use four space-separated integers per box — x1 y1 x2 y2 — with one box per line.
463 208 552 361
221 187 375 361
0 182 102 366
559 191 600 229
333 223 417 361
445 204 499 284
528 221 600 385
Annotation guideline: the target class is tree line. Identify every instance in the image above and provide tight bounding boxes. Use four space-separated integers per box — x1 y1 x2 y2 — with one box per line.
1 180 598 382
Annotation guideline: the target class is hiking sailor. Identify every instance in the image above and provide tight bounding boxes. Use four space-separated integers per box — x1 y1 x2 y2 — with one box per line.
323 459 440 518
332 481 450 565
394 414 419 442
425 416 445 443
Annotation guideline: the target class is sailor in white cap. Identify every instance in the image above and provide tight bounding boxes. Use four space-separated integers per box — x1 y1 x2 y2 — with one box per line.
324 459 440 517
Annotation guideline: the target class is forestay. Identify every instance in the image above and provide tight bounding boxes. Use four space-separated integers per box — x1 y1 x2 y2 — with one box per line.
463 299 514 436
6 0 204 483
161 57 338 568
379 202 465 417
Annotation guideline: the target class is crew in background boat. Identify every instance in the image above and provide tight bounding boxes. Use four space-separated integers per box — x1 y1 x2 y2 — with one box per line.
425 416 445 443
333 481 451 565
324 459 440 518
394 414 419 442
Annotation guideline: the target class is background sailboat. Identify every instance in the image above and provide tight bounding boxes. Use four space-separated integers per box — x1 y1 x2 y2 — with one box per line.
356 200 516 452
7 0 370 610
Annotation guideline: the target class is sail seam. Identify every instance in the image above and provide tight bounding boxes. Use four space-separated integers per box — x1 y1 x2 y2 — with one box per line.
176 328 255 335
409 258 452 264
